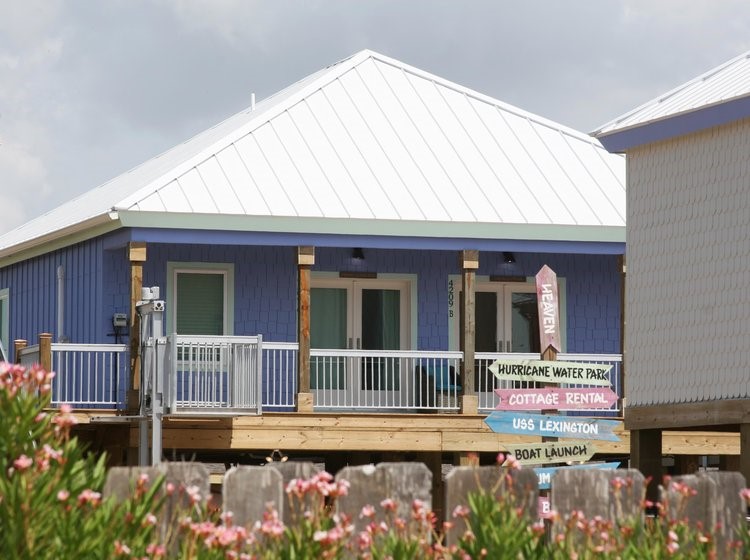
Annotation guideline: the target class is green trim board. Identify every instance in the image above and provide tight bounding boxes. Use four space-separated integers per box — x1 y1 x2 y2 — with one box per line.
117 211 626 243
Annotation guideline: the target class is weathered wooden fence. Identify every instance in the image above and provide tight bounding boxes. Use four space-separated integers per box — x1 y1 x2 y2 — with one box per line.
104 462 747 550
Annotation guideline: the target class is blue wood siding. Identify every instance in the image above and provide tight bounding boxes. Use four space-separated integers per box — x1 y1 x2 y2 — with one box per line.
0 238 620 358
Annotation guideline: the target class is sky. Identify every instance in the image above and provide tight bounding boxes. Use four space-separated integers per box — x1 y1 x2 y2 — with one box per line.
2 0 750 235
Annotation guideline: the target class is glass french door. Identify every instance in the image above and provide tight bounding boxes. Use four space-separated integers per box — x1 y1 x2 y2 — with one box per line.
310 278 409 407
454 281 540 394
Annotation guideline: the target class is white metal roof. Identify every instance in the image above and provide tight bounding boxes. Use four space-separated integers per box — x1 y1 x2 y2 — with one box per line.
0 49 625 258
594 51 750 138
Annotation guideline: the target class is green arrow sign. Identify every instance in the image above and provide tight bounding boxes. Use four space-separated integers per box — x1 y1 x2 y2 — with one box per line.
489 359 612 386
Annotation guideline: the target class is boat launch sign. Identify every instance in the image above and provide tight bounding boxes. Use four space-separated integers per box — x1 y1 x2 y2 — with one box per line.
489 359 612 386
504 440 596 465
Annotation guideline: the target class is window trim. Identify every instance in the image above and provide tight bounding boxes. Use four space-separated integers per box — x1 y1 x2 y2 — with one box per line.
166 262 234 336
0 288 8 359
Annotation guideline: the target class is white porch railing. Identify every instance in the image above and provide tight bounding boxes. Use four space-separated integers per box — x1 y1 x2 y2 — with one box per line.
50 343 129 408
31 337 622 416
310 349 463 412
166 335 263 414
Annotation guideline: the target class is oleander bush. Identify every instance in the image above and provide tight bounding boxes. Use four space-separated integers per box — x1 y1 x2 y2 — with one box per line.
1 362 749 559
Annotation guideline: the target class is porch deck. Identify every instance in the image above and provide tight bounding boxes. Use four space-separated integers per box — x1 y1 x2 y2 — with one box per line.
18 336 623 417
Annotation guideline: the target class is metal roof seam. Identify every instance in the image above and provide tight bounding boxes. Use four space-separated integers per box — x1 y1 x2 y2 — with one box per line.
250 128 300 217
269 112 326 217
495 109 556 224
230 142 273 216
367 62 453 221
532 126 600 226
318 76 403 220
574 139 626 225
212 153 250 215
299 96 377 219
344 64 420 219
399 68 479 222
430 79 505 221
285 104 353 219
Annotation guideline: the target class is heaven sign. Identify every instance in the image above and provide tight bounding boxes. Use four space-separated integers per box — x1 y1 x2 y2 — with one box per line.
536 265 561 353
495 387 618 411
484 411 622 442
504 440 596 466
489 359 612 386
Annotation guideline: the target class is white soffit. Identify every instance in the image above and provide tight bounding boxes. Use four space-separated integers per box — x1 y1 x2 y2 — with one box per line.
0 50 625 254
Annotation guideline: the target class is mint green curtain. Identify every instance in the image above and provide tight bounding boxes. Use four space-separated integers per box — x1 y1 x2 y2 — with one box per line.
361 289 400 390
176 273 224 335
311 288 347 389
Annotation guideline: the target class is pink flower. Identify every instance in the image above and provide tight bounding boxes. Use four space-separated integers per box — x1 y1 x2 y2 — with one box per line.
77 488 102 508
380 498 397 512
113 540 131 555
360 504 376 519
13 454 33 471
57 490 70 501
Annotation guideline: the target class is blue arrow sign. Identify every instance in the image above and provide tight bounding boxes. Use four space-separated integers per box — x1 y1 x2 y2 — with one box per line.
484 411 622 442
534 462 620 490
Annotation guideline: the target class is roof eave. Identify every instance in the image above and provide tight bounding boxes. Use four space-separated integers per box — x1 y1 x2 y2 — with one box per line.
595 94 750 152
0 212 121 267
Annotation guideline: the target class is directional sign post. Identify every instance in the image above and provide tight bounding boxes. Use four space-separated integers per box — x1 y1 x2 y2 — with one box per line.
504 440 596 466
495 387 618 411
484 411 622 442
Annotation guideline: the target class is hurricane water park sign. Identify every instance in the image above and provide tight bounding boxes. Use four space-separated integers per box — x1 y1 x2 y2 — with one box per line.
494 387 618 411
504 440 596 466
536 265 561 353
489 359 612 386
535 462 620 490
484 411 621 442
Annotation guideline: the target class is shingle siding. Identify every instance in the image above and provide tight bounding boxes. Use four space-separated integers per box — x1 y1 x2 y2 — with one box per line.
626 118 750 406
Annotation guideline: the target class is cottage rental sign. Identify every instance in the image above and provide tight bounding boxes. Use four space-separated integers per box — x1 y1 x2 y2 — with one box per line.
494 387 618 411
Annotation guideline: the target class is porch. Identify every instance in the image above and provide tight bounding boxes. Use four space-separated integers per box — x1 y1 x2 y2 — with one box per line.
15 334 623 417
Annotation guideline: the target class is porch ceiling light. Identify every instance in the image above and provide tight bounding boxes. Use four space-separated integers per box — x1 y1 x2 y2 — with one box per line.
503 252 516 264
265 449 288 463
352 247 365 260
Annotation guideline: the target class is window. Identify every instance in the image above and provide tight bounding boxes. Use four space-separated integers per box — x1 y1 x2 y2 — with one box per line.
167 263 234 336
0 288 8 361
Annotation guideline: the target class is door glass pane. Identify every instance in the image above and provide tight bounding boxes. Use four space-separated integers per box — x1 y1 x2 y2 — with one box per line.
510 292 540 353
475 292 498 352
311 288 347 389
361 289 400 390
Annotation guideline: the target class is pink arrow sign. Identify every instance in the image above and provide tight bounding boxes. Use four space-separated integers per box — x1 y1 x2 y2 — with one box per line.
494 387 618 411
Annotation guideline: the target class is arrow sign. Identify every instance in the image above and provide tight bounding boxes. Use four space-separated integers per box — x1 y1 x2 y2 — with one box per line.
495 387 618 411
536 265 561 353
535 462 620 490
484 411 622 442
504 440 596 465
489 359 612 386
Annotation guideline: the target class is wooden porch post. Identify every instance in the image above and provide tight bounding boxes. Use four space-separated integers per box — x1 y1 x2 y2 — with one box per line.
39 333 52 372
128 242 147 414
296 246 314 413
13 339 27 364
459 250 478 415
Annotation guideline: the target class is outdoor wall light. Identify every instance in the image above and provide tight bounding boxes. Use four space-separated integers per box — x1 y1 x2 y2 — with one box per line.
503 251 516 264
352 247 365 260
265 449 288 463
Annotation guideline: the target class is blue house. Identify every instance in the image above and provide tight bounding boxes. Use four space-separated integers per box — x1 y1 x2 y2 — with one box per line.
0 51 625 478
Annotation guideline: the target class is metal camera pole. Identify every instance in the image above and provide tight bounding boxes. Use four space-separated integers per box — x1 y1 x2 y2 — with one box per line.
137 286 165 466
